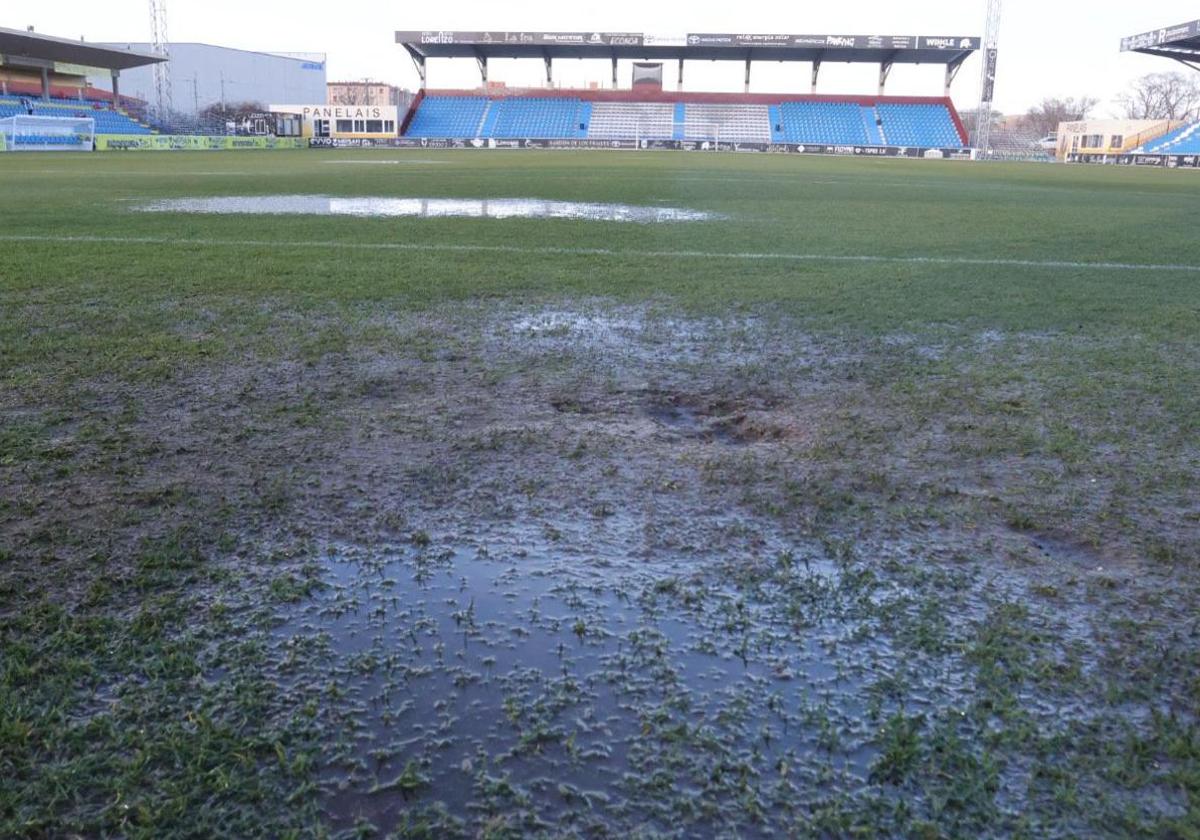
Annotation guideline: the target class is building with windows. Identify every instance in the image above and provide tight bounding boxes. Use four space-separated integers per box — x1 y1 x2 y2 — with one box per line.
268 103 399 139
1055 118 1183 160
327 81 412 110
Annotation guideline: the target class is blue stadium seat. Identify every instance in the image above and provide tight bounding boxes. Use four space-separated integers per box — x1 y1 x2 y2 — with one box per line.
489 98 589 139
778 102 868 145
406 97 489 138
407 96 590 140
875 103 961 148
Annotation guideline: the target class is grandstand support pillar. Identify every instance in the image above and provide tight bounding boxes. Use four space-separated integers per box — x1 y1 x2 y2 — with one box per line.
877 57 895 95
405 48 427 87
544 54 553 87
944 56 965 95
810 57 822 94
612 57 618 90
111 70 121 107
677 58 684 91
475 54 488 85
41 66 50 101
743 57 752 94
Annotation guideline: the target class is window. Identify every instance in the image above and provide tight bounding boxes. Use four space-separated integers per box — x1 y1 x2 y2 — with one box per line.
353 120 365 132
314 119 330 137
365 120 383 133
384 120 395 133
336 119 353 133
1110 135 1123 149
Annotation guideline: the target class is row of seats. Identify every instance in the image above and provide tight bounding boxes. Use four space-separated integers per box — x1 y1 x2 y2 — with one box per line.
1142 121 1200 154
408 97 592 140
0 95 152 135
406 96 964 147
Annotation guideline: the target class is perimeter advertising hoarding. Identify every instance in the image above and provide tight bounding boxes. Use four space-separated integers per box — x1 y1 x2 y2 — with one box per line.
1070 152 1200 169
97 135 306 151
310 137 972 159
1121 20 1199 51
397 31 981 51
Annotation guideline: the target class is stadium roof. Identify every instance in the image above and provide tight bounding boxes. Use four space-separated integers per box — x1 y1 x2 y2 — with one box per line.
1121 20 1200 68
397 31 979 66
0 26 163 71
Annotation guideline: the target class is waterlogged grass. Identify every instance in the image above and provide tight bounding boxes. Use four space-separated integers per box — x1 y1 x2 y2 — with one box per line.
1 150 1198 837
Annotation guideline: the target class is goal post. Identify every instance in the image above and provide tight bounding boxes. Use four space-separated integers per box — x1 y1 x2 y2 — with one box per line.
0 115 95 151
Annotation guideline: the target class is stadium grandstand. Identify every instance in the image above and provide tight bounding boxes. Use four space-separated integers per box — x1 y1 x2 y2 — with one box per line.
0 26 161 147
1089 18 1200 165
391 31 977 156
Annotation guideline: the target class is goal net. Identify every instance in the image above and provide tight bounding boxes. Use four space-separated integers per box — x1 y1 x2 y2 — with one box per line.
0 115 95 151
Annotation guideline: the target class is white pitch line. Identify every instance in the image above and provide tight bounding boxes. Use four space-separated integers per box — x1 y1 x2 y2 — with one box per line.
1 233 1197 274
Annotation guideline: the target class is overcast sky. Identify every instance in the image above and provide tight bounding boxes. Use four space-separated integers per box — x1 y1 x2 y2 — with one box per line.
7 1 1195 115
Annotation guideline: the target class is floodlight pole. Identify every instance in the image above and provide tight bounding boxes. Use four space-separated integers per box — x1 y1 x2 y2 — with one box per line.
148 0 173 120
974 0 1002 157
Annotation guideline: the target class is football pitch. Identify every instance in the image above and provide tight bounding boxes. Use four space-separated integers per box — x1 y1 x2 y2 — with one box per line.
2 149 1198 838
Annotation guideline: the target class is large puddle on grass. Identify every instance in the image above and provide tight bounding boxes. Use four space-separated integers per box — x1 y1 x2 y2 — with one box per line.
136 195 721 223
268 519 979 834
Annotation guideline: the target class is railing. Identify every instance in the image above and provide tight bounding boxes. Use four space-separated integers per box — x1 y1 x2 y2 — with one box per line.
1126 120 1181 152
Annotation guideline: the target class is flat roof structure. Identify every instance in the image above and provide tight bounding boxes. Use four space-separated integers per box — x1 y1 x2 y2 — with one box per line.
396 31 980 94
0 26 163 72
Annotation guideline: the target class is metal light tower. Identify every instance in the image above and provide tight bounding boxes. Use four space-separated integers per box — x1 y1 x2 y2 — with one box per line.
149 0 173 120
974 0 1001 156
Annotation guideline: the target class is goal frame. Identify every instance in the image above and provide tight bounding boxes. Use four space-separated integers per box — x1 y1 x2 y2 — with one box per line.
0 115 96 152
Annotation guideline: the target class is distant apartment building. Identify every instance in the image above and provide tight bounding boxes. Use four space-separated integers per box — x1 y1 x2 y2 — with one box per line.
327 81 412 111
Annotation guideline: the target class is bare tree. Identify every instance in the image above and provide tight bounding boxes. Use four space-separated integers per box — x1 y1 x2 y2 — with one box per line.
1119 72 1200 121
1022 97 1097 137
199 100 267 125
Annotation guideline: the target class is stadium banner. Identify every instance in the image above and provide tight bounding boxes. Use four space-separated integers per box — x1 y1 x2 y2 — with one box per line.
396 31 981 51
97 135 307 151
54 62 110 77
309 137 973 159
1121 20 1199 51
981 49 999 103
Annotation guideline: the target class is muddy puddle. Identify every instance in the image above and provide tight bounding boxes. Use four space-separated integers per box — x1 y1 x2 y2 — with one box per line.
135 196 722 223
267 515 988 834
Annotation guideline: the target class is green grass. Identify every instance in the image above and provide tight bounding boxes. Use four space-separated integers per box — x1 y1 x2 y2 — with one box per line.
1 148 1198 837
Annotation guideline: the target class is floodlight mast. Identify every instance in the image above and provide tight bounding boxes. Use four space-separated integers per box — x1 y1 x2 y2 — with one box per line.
149 0 173 121
974 0 1001 156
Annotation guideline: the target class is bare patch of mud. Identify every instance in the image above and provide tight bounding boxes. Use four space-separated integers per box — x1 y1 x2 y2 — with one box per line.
6 300 1198 838
135 196 723 223
643 390 803 446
